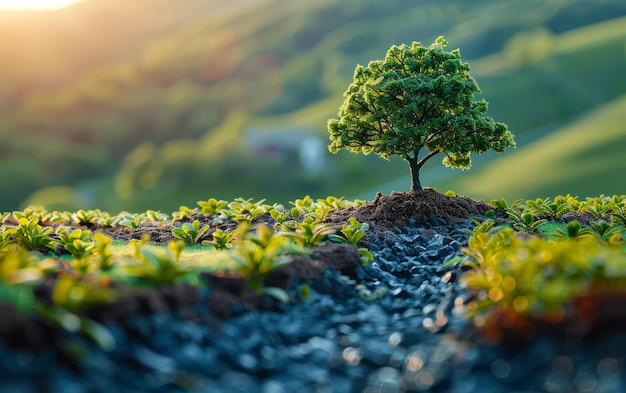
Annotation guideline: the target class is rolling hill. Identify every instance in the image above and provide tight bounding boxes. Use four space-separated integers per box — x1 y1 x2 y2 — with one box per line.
2 0 626 212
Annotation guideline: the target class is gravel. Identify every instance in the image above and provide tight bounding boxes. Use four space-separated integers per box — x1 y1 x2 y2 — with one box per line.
1 218 626 392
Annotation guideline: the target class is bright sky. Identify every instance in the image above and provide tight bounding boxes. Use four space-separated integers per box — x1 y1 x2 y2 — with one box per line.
0 0 83 10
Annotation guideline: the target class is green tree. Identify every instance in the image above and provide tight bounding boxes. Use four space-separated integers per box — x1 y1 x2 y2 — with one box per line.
328 36 515 191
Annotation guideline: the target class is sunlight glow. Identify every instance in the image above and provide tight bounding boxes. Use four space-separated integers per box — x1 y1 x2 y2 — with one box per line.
0 0 82 10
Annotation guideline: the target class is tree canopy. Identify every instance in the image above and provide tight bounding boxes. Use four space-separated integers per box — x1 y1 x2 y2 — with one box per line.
327 36 516 191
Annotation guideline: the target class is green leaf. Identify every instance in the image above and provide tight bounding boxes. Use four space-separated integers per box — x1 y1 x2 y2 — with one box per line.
262 286 290 303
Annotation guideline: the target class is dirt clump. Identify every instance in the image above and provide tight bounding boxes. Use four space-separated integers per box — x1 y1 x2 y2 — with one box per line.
327 188 492 230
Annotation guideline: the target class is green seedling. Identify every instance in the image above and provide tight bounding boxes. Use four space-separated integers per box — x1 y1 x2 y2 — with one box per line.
230 224 308 301
56 227 94 259
339 217 369 245
123 236 195 286
94 211 118 227
611 212 626 227
0 247 44 286
4 217 56 252
0 226 17 251
197 198 228 215
52 273 119 313
269 207 291 227
92 233 116 272
280 216 336 247
72 209 100 226
222 198 267 223
588 220 625 242
12 205 51 222
201 229 235 250
116 212 146 228
172 205 199 221
145 210 169 222
551 221 594 241
172 219 210 245
506 209 547 232
490 197 523 211
316 196 348 210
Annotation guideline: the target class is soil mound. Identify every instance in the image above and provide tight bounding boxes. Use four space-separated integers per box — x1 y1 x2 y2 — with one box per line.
327 188 492 228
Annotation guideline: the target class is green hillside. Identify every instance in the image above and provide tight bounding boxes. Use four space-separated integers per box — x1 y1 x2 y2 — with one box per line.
3 0 626 212
430 93 626 201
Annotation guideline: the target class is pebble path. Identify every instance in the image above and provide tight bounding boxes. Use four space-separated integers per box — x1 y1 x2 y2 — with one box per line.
2 218 625 392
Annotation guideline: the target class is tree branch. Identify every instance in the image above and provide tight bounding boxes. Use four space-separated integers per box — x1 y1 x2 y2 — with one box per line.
416 150 440 171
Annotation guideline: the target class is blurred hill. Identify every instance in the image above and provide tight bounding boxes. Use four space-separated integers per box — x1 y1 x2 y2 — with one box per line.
1 0 625 212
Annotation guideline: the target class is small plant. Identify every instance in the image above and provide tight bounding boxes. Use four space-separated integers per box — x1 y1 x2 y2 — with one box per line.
327 36 515 191
56 227 94 259
230 224 308 301
588 220 625 242
72 209 100 226
197 198 228 215
93 211 118 227
551 221 594 241
116 212 146 228
338 217 369 245
4 217 56 252
172 205 199 221
269 207 291 227
201 229 235 250
506 209 547 232
316 196 348 210
172 219 210 245
290 195 317 217
0 247 44 286
222 198 267 223
52 274 119 313
489 197 523 211
145 210 169 222
92 233 116 272
280 216 337 247
123 236 195 286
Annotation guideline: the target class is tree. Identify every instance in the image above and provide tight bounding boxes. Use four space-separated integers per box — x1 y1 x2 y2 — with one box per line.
327 36 515 191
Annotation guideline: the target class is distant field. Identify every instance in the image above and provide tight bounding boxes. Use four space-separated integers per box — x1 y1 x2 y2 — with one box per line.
429 93 626 201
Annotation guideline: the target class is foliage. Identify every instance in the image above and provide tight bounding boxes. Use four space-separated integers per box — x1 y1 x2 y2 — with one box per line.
197 198 228 215
551 221 594 241
72 209 100 226
328 36 515 191
123 236 195 286
461 209 626 334
221 198 268 223
280 216 337 247
201 229 235 250
489 197 523 211
52 274 119 313
461 228 626 320
56 227 94 259
116 213 147 228
506 209 547 232
172 206 199 221
171 219 210 245
4 217 56 252
230 224 307 301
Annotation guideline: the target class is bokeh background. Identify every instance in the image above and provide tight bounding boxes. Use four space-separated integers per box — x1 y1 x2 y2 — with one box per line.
1 0 625 213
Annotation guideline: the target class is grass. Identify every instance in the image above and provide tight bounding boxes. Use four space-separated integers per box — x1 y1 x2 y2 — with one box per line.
430 92 626 202
109 242 234 272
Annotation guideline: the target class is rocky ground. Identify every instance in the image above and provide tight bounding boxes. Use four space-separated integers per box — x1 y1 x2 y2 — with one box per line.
1 190 625 392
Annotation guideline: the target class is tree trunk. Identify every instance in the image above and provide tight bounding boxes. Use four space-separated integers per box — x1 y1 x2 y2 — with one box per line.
407 156 422 192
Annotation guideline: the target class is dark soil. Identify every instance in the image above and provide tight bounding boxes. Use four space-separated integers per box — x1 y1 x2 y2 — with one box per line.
325 188 493 238
2 189 493 352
